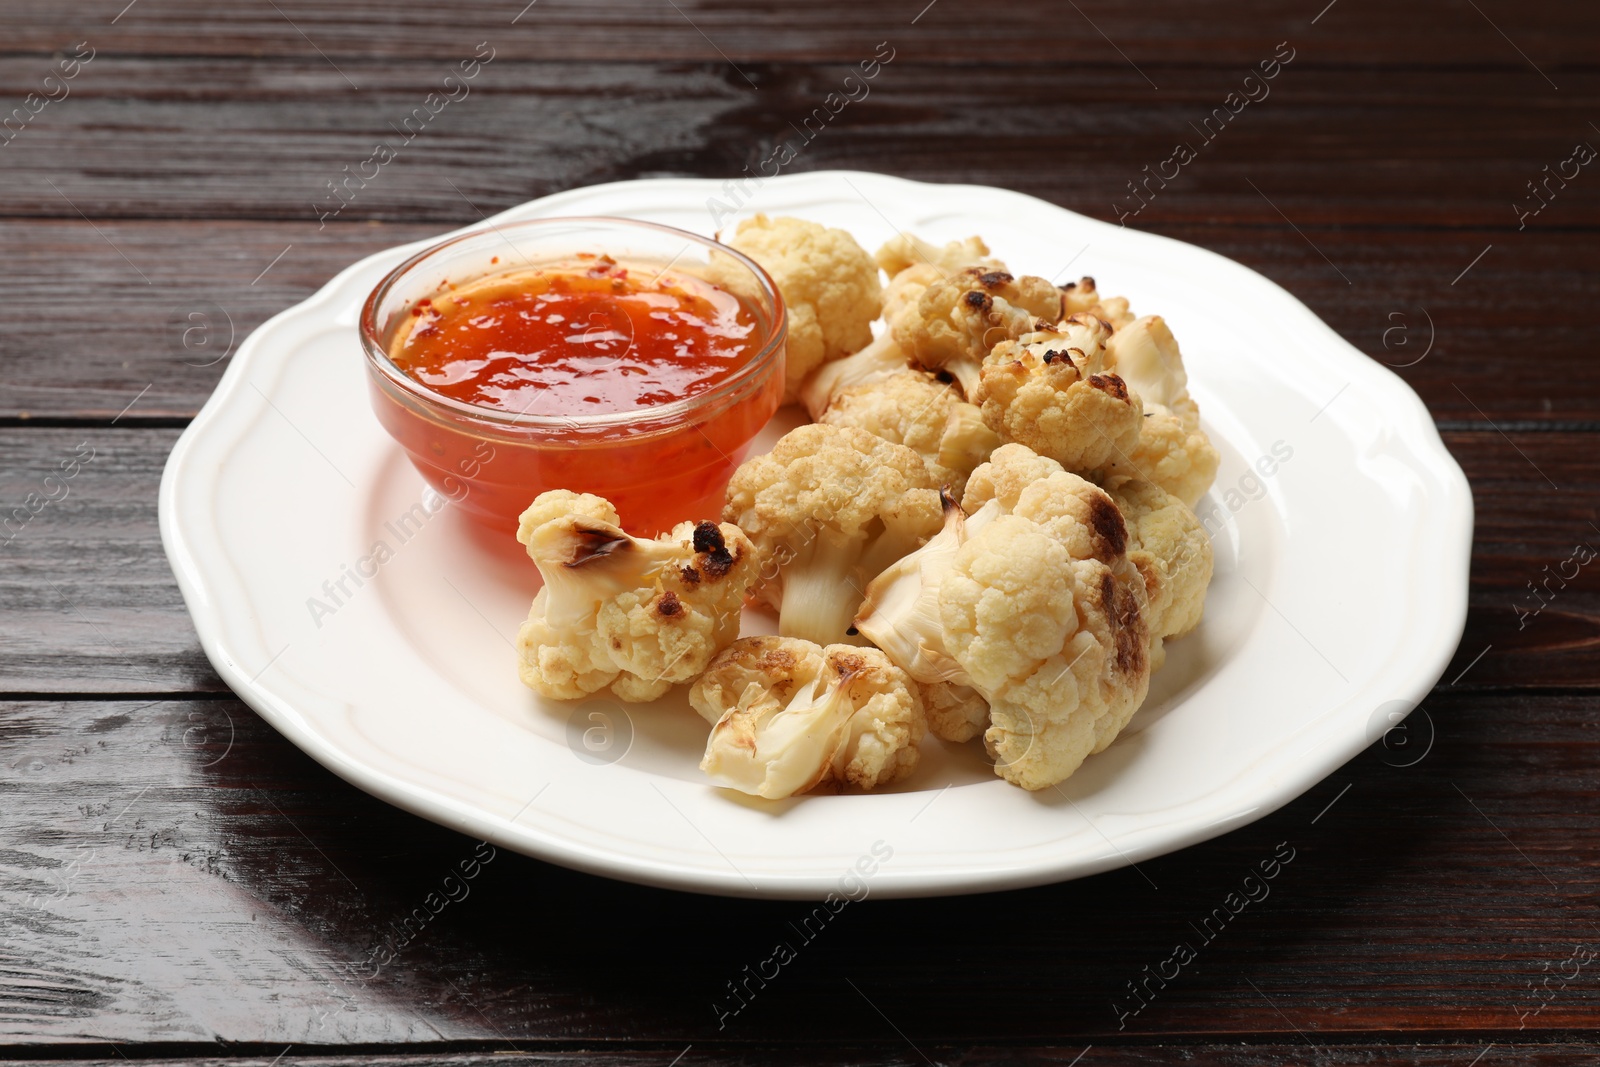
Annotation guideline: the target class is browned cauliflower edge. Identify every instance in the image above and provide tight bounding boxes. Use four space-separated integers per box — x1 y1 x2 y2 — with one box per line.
690 636 926 798
514 490 758 703
974 314 1144 474
891 268 1064 397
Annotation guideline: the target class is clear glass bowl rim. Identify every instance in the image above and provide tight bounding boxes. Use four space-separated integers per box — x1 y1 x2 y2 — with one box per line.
359 215 787 433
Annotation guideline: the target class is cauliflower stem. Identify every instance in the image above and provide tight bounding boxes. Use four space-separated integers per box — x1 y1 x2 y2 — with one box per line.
525 519 677 628
694 637 927 797
854 492 973 687
779 517 930 646
701 672 858 798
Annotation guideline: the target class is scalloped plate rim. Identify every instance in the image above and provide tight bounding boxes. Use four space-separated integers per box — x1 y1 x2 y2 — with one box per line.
159 171 1473 899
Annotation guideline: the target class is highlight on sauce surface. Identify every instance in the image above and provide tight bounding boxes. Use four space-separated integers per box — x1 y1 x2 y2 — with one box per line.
387 255 759 417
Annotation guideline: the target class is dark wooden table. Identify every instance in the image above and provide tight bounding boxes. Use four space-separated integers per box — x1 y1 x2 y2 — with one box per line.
3 1 1598 1063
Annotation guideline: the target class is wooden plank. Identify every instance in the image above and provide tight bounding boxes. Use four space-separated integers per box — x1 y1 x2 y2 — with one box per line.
0 0 1592 67
1 426 1595 694
0 219 1595 425
0 61 1595 229
0 428 217 694
1 689 1597 1045
0 221 442 423
5 1046 1600 1066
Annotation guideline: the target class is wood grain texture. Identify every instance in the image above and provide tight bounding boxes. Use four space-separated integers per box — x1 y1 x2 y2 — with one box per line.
1 61 1595 230
1 688 1597 1047
0 0 1593 68
0 429 216 694
0 220 1595 425
7 1047 1600 1067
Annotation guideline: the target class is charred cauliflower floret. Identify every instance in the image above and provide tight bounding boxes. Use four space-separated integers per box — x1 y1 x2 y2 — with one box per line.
1102 315 1220 507
942 515 1151 790
857 452 1145 755
974 314 1144 474
819 370 1001 497
875 233 1005 278
691 637 926 798
514 490 757 703
961 444 1133 566
1061 276 1135 331
1107 478 1213 671
856 472 1152 786
799 262 943 420
724 424 944 646
892 268 1064 397
965 447 1212 671
722 214 882 403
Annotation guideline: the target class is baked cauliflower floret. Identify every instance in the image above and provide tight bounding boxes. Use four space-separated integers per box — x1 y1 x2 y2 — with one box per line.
892 268 1064 397
1105 314 1192 410
916 677 991 744
819 370 1001 497
974 314 1144 474
857 457 1141 752
722 214 882 403
1061 276 1134 331
799 261 948 420
855 494 990 742
882 262 945 322
875 233 1005 278
692 637 926 798
1108 408 1220 511
961 444 1133 566
942 514 1151 790
724 423 944 646
514 491 757 703
1102 315 1220 506
1107 478 1213 671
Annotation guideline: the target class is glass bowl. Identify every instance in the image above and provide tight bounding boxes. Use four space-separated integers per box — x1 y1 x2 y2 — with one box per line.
360 217 786 536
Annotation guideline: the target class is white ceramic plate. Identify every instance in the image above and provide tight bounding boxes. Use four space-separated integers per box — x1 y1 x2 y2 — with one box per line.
160 172 1472 899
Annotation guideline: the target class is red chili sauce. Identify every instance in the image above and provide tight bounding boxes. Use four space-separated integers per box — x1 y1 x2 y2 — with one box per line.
390 256 758 416
373 256 781 536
